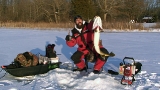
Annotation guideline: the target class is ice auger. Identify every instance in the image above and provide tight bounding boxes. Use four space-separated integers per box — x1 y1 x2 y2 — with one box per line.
119 57 136 85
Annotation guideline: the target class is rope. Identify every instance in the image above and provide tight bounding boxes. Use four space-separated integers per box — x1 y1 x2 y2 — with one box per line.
0 69 7 79
0 68 3 72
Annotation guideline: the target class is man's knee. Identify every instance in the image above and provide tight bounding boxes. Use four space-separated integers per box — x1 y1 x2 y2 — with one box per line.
71 51 83 64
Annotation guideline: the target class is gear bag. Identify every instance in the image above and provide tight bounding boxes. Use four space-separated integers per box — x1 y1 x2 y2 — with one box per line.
14 52 38 67
46 44 57 58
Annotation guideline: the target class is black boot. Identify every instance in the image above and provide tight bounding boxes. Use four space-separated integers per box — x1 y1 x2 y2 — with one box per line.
73 67 87 72
93 70 100 74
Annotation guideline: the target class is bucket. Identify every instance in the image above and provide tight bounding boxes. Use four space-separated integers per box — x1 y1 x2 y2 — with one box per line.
38 54 49 64
49 57 59 63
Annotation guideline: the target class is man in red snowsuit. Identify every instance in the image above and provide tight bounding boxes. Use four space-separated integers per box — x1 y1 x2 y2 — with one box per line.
65 15 115 74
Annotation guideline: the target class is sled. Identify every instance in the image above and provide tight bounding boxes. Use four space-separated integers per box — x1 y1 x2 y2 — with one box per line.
2 62 61 77
2 55 61 77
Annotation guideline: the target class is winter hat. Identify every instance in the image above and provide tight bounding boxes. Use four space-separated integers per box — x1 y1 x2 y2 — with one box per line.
74 15 82 22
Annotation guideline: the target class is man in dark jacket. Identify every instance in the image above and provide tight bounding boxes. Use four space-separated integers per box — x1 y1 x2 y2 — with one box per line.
65 15 114 74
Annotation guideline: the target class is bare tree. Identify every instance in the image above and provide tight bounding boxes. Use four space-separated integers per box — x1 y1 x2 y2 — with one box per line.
41 0 70 23
32 0 45 22
96 0 122 22
121 0 146 22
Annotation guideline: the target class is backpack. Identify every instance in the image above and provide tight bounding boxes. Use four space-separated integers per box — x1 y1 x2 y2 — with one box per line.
46 44 57 58
14 52 38 67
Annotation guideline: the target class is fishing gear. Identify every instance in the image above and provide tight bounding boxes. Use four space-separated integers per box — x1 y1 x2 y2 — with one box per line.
119 57 136 85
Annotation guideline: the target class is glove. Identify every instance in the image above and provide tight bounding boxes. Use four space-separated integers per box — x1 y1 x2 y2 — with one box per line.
65 35 71 41
109 52 115 57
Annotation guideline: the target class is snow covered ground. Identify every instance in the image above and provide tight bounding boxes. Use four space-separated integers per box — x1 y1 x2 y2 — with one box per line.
0 28 160 90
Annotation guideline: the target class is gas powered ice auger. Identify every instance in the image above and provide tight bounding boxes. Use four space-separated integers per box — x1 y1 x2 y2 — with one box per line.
119 57 136 85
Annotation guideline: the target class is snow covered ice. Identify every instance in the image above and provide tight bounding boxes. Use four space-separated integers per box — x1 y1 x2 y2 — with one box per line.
0 28 160 90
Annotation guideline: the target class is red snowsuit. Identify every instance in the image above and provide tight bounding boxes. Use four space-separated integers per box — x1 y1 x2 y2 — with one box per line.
66 21 109 71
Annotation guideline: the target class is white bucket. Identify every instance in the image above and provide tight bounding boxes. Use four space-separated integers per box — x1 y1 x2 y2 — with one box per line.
38 55 49 64
49 57 59 63
39 55 45 64
43 57 49 64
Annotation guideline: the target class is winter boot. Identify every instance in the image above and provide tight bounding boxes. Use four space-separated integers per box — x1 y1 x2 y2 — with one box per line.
93 70 100 74
73 67 87 72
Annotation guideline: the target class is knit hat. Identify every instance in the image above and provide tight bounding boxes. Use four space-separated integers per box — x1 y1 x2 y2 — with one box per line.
74 15 82 22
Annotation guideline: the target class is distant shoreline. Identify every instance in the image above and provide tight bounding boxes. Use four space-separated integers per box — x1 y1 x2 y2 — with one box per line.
0 22 159 31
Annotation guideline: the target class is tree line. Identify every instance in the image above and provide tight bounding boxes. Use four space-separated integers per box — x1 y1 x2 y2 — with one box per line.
0 0 159 23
